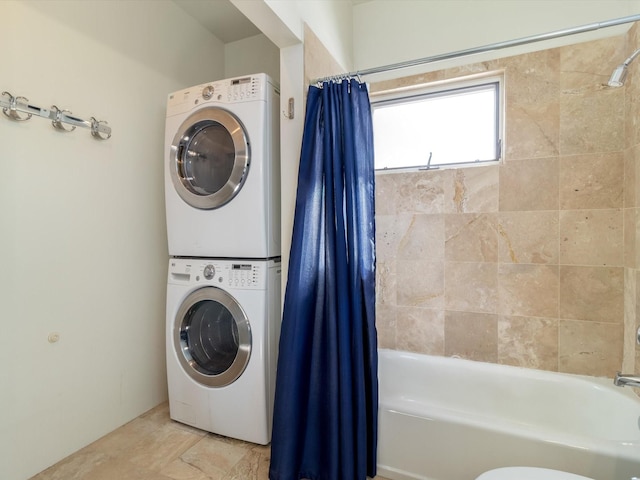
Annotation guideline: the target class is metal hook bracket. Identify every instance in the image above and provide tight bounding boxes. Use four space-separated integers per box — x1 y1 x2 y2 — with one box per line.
51 105 76 132
2 91 32 121
90 117 111 140
282 97 294 120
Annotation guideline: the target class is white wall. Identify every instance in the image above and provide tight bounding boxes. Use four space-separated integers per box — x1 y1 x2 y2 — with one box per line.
224 33 280 81
353 0 640 81
286 0 353 71
236 0 353 69
0 2 224 479
232 0 353 299
278 44 305 308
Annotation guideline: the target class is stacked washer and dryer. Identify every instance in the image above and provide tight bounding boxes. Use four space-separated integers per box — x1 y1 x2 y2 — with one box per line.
164 73 281 445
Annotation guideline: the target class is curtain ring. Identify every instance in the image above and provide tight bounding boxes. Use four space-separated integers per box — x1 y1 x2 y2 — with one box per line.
2 91 31 121
51 105 76 132
90 117 111 140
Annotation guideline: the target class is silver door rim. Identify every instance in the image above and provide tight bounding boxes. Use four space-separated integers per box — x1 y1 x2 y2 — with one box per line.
174 287 251 387
169 107 250 210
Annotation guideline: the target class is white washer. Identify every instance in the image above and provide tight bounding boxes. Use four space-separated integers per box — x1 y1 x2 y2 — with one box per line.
166 257 281 444
164 73 280 259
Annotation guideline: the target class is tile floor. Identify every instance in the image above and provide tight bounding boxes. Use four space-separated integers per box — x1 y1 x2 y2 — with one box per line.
30 402 390 480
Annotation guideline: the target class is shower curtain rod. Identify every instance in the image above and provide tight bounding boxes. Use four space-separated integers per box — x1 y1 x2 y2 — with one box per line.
312 13 640 84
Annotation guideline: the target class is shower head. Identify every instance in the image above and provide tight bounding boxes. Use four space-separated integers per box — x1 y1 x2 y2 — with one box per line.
608 64 628 87
608 47 640 87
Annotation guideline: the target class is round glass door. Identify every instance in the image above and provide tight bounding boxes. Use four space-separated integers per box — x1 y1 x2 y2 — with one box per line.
169 107 250 210
174 287 251 387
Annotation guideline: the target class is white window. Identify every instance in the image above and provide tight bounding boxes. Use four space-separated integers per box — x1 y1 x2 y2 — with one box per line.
371 74 503 171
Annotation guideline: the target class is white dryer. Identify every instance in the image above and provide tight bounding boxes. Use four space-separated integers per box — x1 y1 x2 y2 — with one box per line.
164 73 280 259
166 257 281 444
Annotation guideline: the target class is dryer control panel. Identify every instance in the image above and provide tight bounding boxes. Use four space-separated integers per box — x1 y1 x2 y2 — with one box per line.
166 73 278 116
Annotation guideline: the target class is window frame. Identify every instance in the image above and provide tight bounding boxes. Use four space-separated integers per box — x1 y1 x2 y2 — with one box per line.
370 72 505 172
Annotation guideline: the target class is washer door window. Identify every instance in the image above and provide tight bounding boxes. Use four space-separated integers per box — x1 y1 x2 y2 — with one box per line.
174 287 251 387
169 108 250 210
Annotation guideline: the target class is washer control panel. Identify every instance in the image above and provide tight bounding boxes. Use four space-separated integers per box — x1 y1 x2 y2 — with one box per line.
168 258 269 289
227 263 257 287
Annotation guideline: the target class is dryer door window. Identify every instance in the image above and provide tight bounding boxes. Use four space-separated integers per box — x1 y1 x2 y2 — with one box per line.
169 107 250 210
174 287 251 387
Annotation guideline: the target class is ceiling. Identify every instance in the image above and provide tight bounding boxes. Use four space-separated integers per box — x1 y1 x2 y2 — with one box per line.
173 0 370 44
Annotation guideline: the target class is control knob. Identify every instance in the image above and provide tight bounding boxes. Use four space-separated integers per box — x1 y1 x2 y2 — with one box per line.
203 264 215 280
202 85 214 100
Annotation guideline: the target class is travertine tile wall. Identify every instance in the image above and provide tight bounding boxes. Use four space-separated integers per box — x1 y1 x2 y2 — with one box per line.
303 25 344 92
373 27 640 378
625 24 640 377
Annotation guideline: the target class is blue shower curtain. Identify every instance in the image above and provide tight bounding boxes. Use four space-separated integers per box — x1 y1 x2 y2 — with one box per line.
269 79 378 480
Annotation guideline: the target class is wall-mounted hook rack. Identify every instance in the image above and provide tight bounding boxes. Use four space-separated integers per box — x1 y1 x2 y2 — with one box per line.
1 91 111 139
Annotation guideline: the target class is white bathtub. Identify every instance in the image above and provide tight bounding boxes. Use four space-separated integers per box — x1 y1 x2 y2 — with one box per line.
377 349 640 480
